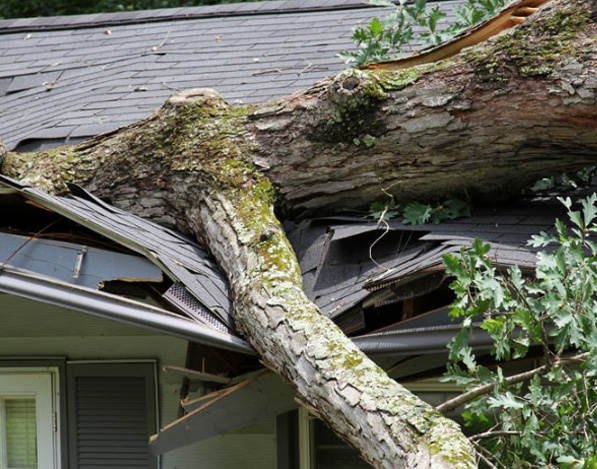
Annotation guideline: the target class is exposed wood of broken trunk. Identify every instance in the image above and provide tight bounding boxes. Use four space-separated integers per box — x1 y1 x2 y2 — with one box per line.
2 0 596 467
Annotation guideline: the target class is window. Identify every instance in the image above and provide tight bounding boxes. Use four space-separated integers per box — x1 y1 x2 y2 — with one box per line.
0 370 60 469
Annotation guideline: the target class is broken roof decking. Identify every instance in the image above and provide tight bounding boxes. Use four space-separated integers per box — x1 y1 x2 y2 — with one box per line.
0 172 573 356
0 0 461 151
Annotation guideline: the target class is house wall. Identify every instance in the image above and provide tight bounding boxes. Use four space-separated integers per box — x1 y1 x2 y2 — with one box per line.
0 294 276 469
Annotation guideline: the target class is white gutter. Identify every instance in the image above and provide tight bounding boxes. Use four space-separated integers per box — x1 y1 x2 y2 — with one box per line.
0 266 254 355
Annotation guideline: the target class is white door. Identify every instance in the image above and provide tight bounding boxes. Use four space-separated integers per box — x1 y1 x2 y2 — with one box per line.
0 371 59 469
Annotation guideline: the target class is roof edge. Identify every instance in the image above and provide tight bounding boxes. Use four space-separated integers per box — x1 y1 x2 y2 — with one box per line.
0 0 381 34
0 266 255 354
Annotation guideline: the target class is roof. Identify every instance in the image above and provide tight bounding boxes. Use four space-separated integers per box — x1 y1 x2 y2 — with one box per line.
0 174 252 354
0 169 573 359
286 195 570 340
0 0 461 152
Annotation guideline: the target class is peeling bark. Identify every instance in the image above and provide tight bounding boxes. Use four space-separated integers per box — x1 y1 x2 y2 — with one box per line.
2 0 597 466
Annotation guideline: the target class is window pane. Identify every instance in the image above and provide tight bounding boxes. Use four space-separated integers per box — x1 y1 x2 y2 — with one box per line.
5 398 38 469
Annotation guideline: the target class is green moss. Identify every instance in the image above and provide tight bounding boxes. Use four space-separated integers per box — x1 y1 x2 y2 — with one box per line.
378 68 423 90
464 2 593 80
426 419 476 468
341 349 365 369
376 61 451 91
3 143 101 194
161 100 257 180
317 69 388 144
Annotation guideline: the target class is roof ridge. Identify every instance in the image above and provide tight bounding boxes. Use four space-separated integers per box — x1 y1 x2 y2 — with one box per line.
0 0 381 34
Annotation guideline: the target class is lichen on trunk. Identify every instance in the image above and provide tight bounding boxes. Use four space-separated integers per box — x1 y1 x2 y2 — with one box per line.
194 157 475 469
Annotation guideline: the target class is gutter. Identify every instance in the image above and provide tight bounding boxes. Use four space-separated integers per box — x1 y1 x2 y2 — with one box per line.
352 323 493 356
0 266 255 355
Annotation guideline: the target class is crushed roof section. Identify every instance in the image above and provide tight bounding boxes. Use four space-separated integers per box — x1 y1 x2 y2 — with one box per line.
0 175 234 334
287 197 568 321
0 173 579 352
0 0 461 151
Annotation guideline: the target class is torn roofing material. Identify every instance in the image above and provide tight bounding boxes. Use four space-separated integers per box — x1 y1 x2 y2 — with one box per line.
287 196 567 333
0 263 252 354
0 174 238 342
0 172 575 356
0 231 163 290
0 0 462 152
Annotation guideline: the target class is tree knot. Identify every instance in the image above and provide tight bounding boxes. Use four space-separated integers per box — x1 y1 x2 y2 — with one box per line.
165 88 229 111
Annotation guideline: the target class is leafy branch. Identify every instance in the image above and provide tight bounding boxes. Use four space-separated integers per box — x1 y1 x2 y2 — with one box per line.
441 194 597 468
368 195 471 224
340 0 510 66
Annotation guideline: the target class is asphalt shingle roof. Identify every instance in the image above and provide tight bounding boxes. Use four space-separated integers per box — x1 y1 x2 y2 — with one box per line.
287 196 571 323
0 174 234 334
0 0 461 151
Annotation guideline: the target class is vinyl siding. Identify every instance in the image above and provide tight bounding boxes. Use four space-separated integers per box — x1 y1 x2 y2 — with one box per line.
1 295 277 469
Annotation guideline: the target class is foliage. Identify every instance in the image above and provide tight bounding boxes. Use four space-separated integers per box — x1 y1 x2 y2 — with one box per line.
442 195 597 468
368 195 471 224
531 167 597 193
340 0 510 66
447 0 510 31
0 0 272 19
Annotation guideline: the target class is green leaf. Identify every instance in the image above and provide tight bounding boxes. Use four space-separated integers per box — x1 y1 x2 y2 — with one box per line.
442 253 465 278
413 0 427 12
401 201 433 225
368 199 399 220
443 196 471 219
471 237 491 257
528 231 558 248
569 209 584 230
530 176 556 192
368 17 384 36
559 196 573 210
488 391 525 410
557 456 584 469
582 193 597 227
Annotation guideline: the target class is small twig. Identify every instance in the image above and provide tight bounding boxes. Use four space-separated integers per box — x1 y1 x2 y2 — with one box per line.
0 220 59 272
252 68 284 76
470 440 502 469
161 81 182 91
470 430 523 440
297 63 313 76
151 27 172 51
437 352 590 413
368 188 395 271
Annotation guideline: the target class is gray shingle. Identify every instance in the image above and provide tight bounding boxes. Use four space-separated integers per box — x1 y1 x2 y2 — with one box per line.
0 0 460 150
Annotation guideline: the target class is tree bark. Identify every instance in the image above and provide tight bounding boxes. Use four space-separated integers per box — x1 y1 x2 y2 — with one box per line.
1 0 596 466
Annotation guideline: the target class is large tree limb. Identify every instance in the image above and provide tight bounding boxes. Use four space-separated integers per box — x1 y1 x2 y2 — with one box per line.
1 0 596 466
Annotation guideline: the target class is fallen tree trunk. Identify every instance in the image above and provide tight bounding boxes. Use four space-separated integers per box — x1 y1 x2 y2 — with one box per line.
1 0 596 466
